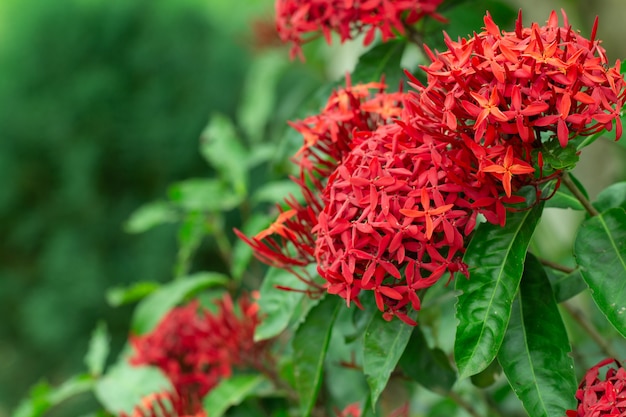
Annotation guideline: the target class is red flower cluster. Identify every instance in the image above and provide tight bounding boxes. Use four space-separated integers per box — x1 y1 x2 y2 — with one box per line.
126 293 269 416
241 11 625 324
566 358 626 417
411 9 624 159
275 0 444 59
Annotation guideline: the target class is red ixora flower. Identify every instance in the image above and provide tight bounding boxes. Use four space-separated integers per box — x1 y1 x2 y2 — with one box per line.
566 358 626 417
275 0 444 59
126 293 270 416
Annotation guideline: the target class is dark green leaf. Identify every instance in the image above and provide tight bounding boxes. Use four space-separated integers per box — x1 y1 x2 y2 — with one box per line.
470 359 502 388
94 363 172 414
455 197 544 379
203 375 271 417
422 0 516 50
106 281 161 307
593 182 626 212
541 138 579 171
574 207 626 337
254 267 310 341
168 179 243 212
293 295 341 417
124 201 178 234
131 272 228 334
398 326 455 394
84 322 110 377
230 213 273 280
363 312 415 408
351 40 406 89
546 267 587 303
200 113 248 195
498 253 577 417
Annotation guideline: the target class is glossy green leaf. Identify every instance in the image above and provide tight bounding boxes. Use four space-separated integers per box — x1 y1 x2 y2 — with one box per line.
254 267 310 341
131 272 228 334
13 375 95 417
455 198 544 379
574 207 626 337
498 254 577 417
106 281 161 307
203 374 271 417
398 326 455 394
593 182 626 212
364 312 415 408
351 40 406 89
94 363 172 414
168 179 243 212
124 201 178 234
293 295 341 417
84 322 110 377
200 113 248 195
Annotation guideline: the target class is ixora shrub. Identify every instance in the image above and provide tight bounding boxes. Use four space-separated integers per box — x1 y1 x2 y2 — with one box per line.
12 2 626 417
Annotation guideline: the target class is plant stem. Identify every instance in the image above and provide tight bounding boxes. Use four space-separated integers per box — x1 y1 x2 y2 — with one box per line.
561 171 599 217
562 300 621 360
539 258 576 274
448 391 482 417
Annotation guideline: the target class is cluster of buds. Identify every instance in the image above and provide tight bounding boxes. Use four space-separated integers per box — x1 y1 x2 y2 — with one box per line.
241 10 625 324
275 0 444 59
566 358 626 416
123 293 269 416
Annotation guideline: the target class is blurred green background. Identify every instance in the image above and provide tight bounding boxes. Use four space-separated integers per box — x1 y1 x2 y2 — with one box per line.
0 0 624 415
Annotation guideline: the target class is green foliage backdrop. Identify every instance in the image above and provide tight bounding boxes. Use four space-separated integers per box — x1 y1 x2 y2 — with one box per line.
0 0 249 411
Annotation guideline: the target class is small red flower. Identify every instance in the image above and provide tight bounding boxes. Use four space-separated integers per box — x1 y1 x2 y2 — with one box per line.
566 358 626 417
128 293 270 416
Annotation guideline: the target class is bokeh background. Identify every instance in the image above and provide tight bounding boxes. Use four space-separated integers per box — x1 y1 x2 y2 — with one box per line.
0 0 624 415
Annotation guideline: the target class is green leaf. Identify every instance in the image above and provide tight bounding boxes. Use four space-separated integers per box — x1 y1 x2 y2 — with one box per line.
230 213 274 280
351 40 406 89
574 207 626 337
124 201 177 234
200 113 248 195
106 281 161 307
12 375 95 417
541 138 580 171
293 295 341 417
174 211 207 278
363 312 415 408
545 189 584 211
94 363 172 414
251 180 303 205
398 326 455 394
203 374 271 417
238 51 287 143
470 359 502 388
593 182 626 212
84 322 110 377
131 272 228 334
455 198 544 379
168 178 243 212
497 253 577 417
254 267 309 341
546 267 587 303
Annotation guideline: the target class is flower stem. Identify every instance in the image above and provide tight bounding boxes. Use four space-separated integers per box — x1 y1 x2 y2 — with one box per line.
448 391 482 417
562 300 621 360
561 171 599 217
539 258 576 274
